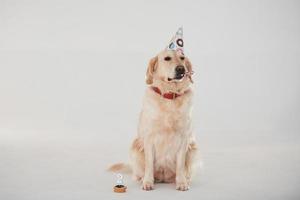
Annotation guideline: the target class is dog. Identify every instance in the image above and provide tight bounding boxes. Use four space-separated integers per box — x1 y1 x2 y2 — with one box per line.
108 48 198 191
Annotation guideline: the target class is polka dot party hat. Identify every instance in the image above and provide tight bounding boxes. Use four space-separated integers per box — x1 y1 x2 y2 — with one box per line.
166 27 184 55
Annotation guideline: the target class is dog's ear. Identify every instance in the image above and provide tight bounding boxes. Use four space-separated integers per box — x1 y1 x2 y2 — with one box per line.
146 56 158 85
185 57 194 83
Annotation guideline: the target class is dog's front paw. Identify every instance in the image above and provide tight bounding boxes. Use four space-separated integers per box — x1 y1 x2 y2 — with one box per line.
142 180 154 191
176 181 189 191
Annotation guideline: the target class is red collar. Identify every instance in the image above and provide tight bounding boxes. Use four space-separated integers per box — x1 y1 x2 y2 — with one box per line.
151 86 183 100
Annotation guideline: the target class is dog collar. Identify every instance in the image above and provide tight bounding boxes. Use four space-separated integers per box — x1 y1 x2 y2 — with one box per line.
151 86 183 100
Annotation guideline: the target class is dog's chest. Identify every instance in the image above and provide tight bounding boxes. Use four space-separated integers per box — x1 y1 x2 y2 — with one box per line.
154 99 191 133
140 93 192 136
151 100 191 169
139 91 193 172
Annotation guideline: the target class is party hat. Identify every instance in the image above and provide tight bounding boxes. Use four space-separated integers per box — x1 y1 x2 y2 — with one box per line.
166 27 184 55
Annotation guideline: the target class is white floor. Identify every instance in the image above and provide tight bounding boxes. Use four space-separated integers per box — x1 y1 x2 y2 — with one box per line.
1 129 299 200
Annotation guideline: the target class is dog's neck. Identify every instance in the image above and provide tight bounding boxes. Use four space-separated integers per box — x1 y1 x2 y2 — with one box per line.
152 77 191 94
150 82 191 100
151 86 184 100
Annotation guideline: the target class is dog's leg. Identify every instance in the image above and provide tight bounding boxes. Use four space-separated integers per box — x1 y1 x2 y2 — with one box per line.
185 141 197 185
130 138 145 182
142 138 154 190
176 140 189 191
131 154 144 182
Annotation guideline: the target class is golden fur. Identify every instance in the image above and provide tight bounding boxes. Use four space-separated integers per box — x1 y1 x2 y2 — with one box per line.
109 50 198 191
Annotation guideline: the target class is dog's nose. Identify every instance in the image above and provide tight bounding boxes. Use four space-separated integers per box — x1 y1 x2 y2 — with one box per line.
175 65 185 75
174 65 185 80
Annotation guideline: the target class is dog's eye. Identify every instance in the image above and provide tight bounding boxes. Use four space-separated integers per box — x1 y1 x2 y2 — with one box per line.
180 56 185 60
164 56 171 61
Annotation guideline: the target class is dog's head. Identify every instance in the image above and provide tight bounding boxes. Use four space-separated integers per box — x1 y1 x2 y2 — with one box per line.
146 50 193 91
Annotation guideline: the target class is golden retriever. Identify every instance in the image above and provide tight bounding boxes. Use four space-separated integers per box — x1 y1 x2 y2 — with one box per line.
109 49 198 191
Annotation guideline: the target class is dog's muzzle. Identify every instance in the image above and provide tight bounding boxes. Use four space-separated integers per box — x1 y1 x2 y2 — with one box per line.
174 65 185 80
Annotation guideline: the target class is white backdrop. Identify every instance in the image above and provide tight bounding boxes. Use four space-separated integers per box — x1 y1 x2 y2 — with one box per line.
0 0 300 200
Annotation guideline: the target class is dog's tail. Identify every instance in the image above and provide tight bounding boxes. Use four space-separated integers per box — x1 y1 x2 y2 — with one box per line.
107 163 132 174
